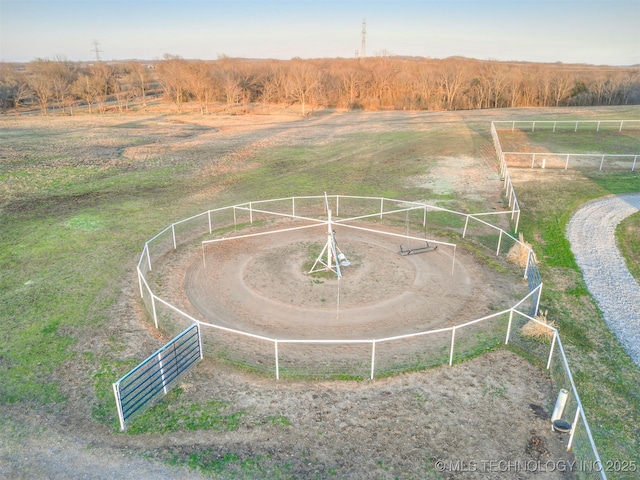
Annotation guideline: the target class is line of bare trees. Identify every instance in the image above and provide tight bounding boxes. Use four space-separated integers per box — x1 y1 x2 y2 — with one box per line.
1 54 638 115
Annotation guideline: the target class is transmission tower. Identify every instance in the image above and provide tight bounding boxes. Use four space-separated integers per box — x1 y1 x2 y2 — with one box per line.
91 39 103 62
360 19 367 58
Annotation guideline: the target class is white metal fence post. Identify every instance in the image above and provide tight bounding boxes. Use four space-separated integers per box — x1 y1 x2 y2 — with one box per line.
370 340 376 379
275 340 279 380
449 327 456 366
197 323 204 359
547 331 557 370
113 382 125 431
158 352 168 394
534 283 543 316
151 294 158 328
505 309 514 344
524 249 531 279
145 243 152 272
567 408 581 451
462 215 470 238
137 268 144 298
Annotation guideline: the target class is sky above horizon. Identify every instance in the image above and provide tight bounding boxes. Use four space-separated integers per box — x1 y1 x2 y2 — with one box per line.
1 0 639 66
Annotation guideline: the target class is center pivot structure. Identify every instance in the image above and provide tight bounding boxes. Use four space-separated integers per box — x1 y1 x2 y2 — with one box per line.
309 194 350 279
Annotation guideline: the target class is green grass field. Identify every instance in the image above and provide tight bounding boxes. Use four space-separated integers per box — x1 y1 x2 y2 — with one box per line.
1 107 639 478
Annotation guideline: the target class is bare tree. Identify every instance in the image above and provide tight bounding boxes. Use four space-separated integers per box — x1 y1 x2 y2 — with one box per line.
156 54 189 112
364 57 399 109
49 57 77 114
26 59 56 115
286 60 320 115
550 72 574 106
88 62 116 113
504 68 524 107
112 64 138 113
260 62 288 107
187 61 215 114
487 63 511 108
438 59 468 110
218 69 242 111
9 56 638 115
0 64 30 115
125 61 152 110
335 65 365 109
412 63 438 110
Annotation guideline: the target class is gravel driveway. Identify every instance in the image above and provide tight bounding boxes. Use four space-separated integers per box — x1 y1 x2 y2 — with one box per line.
567 193 640 366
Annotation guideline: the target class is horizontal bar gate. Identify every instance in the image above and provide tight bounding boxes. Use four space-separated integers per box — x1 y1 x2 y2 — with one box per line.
113 323 202 431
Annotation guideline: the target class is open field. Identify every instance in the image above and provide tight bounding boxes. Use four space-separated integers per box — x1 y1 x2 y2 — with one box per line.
1 106 639 479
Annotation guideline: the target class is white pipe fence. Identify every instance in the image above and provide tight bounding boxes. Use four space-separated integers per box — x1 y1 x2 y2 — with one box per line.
503 152 638 172
492 119 640 133
492 119 640 173
491 121 609 479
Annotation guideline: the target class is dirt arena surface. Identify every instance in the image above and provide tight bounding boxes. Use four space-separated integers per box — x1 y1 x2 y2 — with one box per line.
175 221 530 340
0 109 591 479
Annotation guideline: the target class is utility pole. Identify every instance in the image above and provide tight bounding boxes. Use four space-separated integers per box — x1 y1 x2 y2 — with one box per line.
361 19 366 58
91 39 103 62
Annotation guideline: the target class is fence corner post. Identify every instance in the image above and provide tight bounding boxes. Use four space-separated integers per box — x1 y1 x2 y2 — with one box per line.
275 340 280 380
113 382 126 431
370 340 376 379
505 309 514 345
449 327 456 366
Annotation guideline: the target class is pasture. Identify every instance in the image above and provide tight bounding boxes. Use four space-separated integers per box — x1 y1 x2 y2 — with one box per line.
1 106 639 478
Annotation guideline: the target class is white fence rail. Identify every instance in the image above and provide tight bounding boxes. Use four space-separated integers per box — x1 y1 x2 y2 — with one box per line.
492 119 640 133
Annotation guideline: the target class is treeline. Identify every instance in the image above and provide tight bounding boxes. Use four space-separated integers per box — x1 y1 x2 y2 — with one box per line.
1 55 639 115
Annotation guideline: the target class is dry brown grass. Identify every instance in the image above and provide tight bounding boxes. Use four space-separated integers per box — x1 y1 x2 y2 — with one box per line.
521 310 556 341
507 232 535 268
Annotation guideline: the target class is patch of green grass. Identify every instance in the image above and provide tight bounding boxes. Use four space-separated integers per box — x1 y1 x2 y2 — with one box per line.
0 157 206 408
616 211 640 283
524 130 640 155
126 388 245 434
264 415 292 427
162 449 294 478
219 131 441 202
481 380 508 398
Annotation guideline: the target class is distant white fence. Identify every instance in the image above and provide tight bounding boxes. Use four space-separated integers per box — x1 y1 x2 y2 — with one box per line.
492 119 640 172
502 152 637 171
492 119 640 133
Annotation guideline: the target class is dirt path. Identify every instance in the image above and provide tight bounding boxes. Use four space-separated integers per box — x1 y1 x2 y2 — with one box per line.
1 349 575 480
